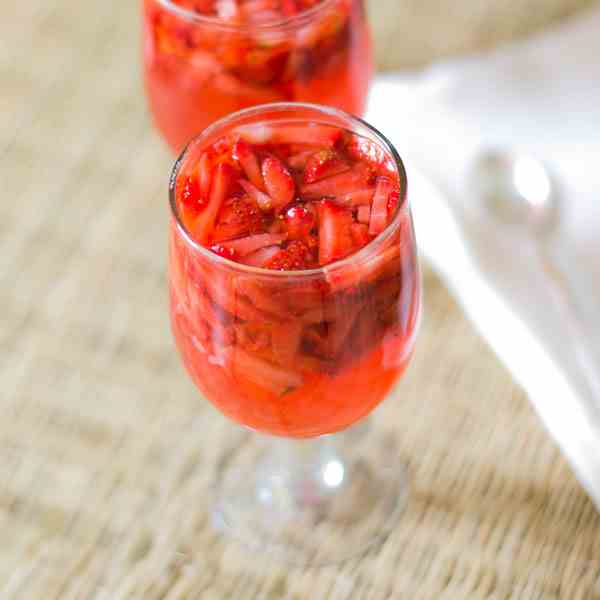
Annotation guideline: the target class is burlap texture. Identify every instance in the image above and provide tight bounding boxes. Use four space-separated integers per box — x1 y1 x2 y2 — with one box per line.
2 1 600 598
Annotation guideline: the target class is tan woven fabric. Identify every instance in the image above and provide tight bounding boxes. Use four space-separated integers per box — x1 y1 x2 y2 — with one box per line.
2 1 600 598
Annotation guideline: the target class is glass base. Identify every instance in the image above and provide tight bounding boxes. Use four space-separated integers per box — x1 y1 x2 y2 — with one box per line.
212 420 408 566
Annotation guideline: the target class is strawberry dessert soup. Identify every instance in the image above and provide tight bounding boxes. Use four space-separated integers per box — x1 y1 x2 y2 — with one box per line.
169 104 420 438
143 0 373 152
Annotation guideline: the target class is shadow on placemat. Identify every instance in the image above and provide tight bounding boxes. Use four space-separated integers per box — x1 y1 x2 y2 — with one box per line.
1 1 600 598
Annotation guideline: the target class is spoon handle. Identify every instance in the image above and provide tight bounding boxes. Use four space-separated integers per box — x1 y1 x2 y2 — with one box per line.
537 244 600 399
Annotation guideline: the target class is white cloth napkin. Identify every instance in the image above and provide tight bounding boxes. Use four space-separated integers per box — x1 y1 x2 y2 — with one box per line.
367 9 600 506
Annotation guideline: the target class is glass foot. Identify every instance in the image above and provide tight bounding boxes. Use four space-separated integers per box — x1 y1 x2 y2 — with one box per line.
212 421 408 566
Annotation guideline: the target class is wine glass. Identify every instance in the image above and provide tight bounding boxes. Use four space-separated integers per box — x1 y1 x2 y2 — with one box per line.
142 0 373 153
168 103 421 564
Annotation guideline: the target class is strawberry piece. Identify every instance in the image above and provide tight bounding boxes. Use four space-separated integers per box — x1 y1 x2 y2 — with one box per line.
265 125 342 148
262 156 295 211
232 138 265 191
180 175 203 210
356 205 370 224
271 319 303 365
239 179 273 212
190 162 235 244
281 0 300 16
266 240 314 271
300 163 373 199
211 244 238 260
221 233 286 256
339 188 374 207
388 189 400 216
230 347 303 395
351 222 370 246
240 245 282 267
198 151 213 199
283 204 316 239
212 196 265 242
303 150 349 184
288 150 317 170
317 200 355 266
369 177 393 236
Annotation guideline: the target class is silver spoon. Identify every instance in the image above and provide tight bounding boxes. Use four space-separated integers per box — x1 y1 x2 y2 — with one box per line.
471 149 600 399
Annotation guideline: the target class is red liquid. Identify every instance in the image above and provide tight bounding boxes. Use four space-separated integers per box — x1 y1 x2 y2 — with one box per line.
143 0 373 152
169 123 420 437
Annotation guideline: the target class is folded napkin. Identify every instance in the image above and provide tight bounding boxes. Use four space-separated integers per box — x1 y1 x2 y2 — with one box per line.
367 9 600 506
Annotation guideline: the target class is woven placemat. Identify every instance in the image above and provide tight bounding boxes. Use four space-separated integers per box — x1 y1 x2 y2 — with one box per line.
2 1 600 598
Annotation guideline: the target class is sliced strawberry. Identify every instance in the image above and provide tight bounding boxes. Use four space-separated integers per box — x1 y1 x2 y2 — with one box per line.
234 322 271 354
210 244 238 260
303 150 350 184
266 125 342 148
324 302 361 357
369 177 393 236
190 162 235 244
351 222 370 246
281 0 300 16
271 320 302 364
317 200 355 266
239 179 273 212
266 240 314 271
387 189 400 217
262 156 295 211
230 347 303 395
325 244 402 292
179 174 203 211
232 138 265 190
283 204 316 239
221 233 286 256
195 151 213 200
288 149 317 170
356 205 370 225
240 245 282 267
300 163 373 199
212 196 265 242
339 188 375 207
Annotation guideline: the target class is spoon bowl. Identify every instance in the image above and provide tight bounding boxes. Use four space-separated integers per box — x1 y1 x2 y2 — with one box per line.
470 149 561 237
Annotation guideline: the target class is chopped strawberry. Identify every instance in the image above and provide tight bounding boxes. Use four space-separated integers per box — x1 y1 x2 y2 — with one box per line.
388 189 400 216
180 175 203 209
266 240 314 270
356 205 370 224
239 179 273 212
240 245 282 267
212 196 265 242
190 162 235 244
300 163 373 199
351 223 370 246
317 200 355 265
369 177 393 236
283 204 316 239
262 156 295 211
232 138 265 191
230 347 303 395
339 188 374 207
221 233 286 256
288 149 317 170
271 320 302 364
211 244 238 260
303 150 349 184
198 151 214 199
281 0 300 16
266 125 342 148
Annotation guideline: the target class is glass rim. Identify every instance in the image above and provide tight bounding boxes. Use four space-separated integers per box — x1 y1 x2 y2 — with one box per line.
156 0 339 31
169 102 410 280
